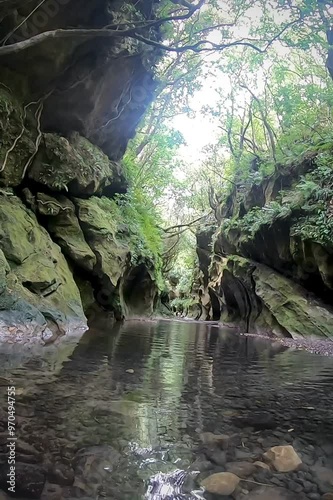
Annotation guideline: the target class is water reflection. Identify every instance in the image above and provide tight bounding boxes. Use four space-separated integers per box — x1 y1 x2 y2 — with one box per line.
0 320 333 499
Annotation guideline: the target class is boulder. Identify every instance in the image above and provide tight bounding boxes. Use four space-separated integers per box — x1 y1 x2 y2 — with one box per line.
263 445 302 472
0 193 86 338
28 133 125 197
200 471 240 495
199 432 240 449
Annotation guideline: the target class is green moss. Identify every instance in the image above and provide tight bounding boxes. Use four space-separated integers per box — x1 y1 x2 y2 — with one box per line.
0 194 84 320
29 133 114 195
0 87 35 187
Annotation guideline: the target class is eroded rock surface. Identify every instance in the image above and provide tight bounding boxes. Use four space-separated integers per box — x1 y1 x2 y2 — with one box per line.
0 0 160 339
193 155 333 338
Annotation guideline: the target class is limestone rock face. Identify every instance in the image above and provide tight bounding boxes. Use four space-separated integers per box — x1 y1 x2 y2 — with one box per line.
215 256 333 339
0 0 157 161
24 191 97 273
194 154 333 337
0 192 86 340
75 196 157 316
0 0 160 338
28 133 126 197
263 445 302 472
201 471 240 495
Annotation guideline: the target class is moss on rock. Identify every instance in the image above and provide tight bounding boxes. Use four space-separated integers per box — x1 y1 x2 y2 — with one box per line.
0 193 86 334
28 133 124 197
218 255 333 339
0 87 36 187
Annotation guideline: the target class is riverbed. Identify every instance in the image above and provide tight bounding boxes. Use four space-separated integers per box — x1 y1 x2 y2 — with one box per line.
0 319 333 499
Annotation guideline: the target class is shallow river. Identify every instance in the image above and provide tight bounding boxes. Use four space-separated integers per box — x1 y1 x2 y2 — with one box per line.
0 319 333 499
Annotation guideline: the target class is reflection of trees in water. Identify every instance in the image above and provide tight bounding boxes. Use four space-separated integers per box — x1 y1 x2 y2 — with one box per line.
4 319 333 460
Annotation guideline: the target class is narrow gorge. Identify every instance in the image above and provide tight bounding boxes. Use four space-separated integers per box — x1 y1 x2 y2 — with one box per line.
0 3 333 500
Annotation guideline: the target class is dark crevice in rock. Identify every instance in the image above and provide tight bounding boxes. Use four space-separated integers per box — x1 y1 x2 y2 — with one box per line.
121 263 157 317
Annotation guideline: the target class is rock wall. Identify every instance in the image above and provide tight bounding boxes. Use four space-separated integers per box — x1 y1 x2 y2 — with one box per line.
194 152 333 339
0 0 159 343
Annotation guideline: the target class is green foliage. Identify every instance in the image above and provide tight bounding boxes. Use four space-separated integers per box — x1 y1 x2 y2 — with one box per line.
170 296 196 312
220 151 333 246
292 209 333 246
223 201 291 238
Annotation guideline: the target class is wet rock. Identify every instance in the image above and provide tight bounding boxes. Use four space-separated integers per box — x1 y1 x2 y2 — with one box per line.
204 448 227 466
200 471 240 495
199 432 240 449
239 485 303 499
233 412 278 430
40 482 63 500
189 459 213 472
254 461 270 470
235 449 255 460
15 404 35 418
312 464 333 493
48 463 75 486
0 462 46 498
322 493 333 500
16 440 40 457
225 461 257 478
263 445 302 472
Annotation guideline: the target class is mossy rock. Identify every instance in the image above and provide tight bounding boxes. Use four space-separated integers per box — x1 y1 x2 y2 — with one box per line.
28 132 122 196
219 255 333 339
23 190 97 272
0 193 85 329
0 87 36 187
75 196 130 289
253 263 333 339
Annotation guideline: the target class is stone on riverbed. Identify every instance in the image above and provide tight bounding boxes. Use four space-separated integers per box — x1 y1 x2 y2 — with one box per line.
238 485 303 499
263 445 302 472
199 431 240 449
312 463 333 494
226 461 257 478
200 471 240 495
254 461 270 470
0 462 46 498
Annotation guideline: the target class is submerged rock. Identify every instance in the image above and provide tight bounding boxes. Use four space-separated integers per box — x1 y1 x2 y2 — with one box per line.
200 471 240 495
225 461 257 478
263 445 302 472
0 462 46 499
240 485 302 499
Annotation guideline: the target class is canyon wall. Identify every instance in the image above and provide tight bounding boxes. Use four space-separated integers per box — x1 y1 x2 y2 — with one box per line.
194 152 333 339
0 0 159 343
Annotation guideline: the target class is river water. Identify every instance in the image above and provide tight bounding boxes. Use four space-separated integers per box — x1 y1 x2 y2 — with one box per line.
0 319 333 499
